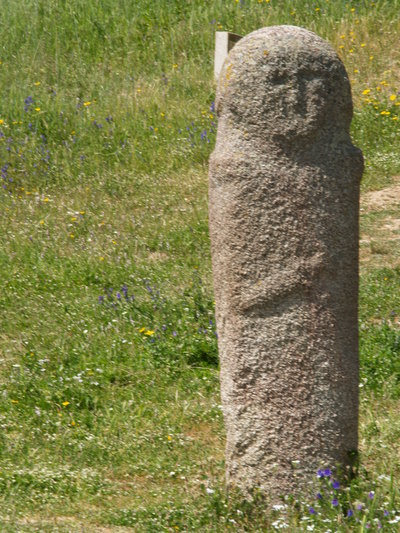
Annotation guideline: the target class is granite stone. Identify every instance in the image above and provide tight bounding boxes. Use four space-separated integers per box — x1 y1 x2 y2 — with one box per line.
209 25 364 497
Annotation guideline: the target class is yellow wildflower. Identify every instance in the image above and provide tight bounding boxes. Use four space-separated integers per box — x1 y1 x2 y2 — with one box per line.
34 82 41 86
389 94 397 101
0 119 4 125
139 327 146 333
83 101 91 107
62 401 70 406
144 330 155 336
362 89 371 95
35 107 41 112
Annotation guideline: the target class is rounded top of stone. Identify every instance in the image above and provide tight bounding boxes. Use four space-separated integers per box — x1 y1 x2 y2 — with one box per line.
217 25 352 143
239 25 336 54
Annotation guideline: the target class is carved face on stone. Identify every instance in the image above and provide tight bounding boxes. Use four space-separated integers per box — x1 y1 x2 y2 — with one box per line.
218 26 352 143
260 55 334 137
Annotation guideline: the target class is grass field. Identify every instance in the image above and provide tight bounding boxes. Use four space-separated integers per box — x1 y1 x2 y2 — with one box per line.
1 0 400 531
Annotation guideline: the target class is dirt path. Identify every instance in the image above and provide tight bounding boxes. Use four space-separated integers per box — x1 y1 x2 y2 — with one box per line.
362 176 400 212
360 177 400 269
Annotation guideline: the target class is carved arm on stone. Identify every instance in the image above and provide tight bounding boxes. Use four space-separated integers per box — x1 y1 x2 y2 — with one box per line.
236 252 326 316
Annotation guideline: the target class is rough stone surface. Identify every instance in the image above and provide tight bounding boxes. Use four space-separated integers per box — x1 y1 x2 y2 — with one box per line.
209 25 363 497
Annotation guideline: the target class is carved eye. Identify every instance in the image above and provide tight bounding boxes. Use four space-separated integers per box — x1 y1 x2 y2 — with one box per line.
265 68 288 85
270 74 287 85
305 77 325 94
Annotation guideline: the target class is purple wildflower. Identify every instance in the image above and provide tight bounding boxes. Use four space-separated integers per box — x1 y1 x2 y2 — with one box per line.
24 95 34 112
332 499 339 507
309 507 317 515
332 480 340 489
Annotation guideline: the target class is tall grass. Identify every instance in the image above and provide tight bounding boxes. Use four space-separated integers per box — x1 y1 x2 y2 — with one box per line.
1 0 400 530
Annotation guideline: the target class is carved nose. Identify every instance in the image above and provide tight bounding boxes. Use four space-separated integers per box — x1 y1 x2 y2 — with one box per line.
287 83 306 116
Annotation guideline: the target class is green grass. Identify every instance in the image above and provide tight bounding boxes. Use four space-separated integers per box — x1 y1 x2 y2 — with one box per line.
1 0 400 531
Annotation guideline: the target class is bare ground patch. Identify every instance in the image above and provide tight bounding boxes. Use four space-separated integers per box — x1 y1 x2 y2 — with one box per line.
361 176 400 212
360 177 400 269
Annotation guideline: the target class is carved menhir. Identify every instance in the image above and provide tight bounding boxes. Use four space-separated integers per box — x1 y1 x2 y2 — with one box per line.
209 26 363 497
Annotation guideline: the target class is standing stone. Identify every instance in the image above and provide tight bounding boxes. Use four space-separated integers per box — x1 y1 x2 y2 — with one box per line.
209 26 363 497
